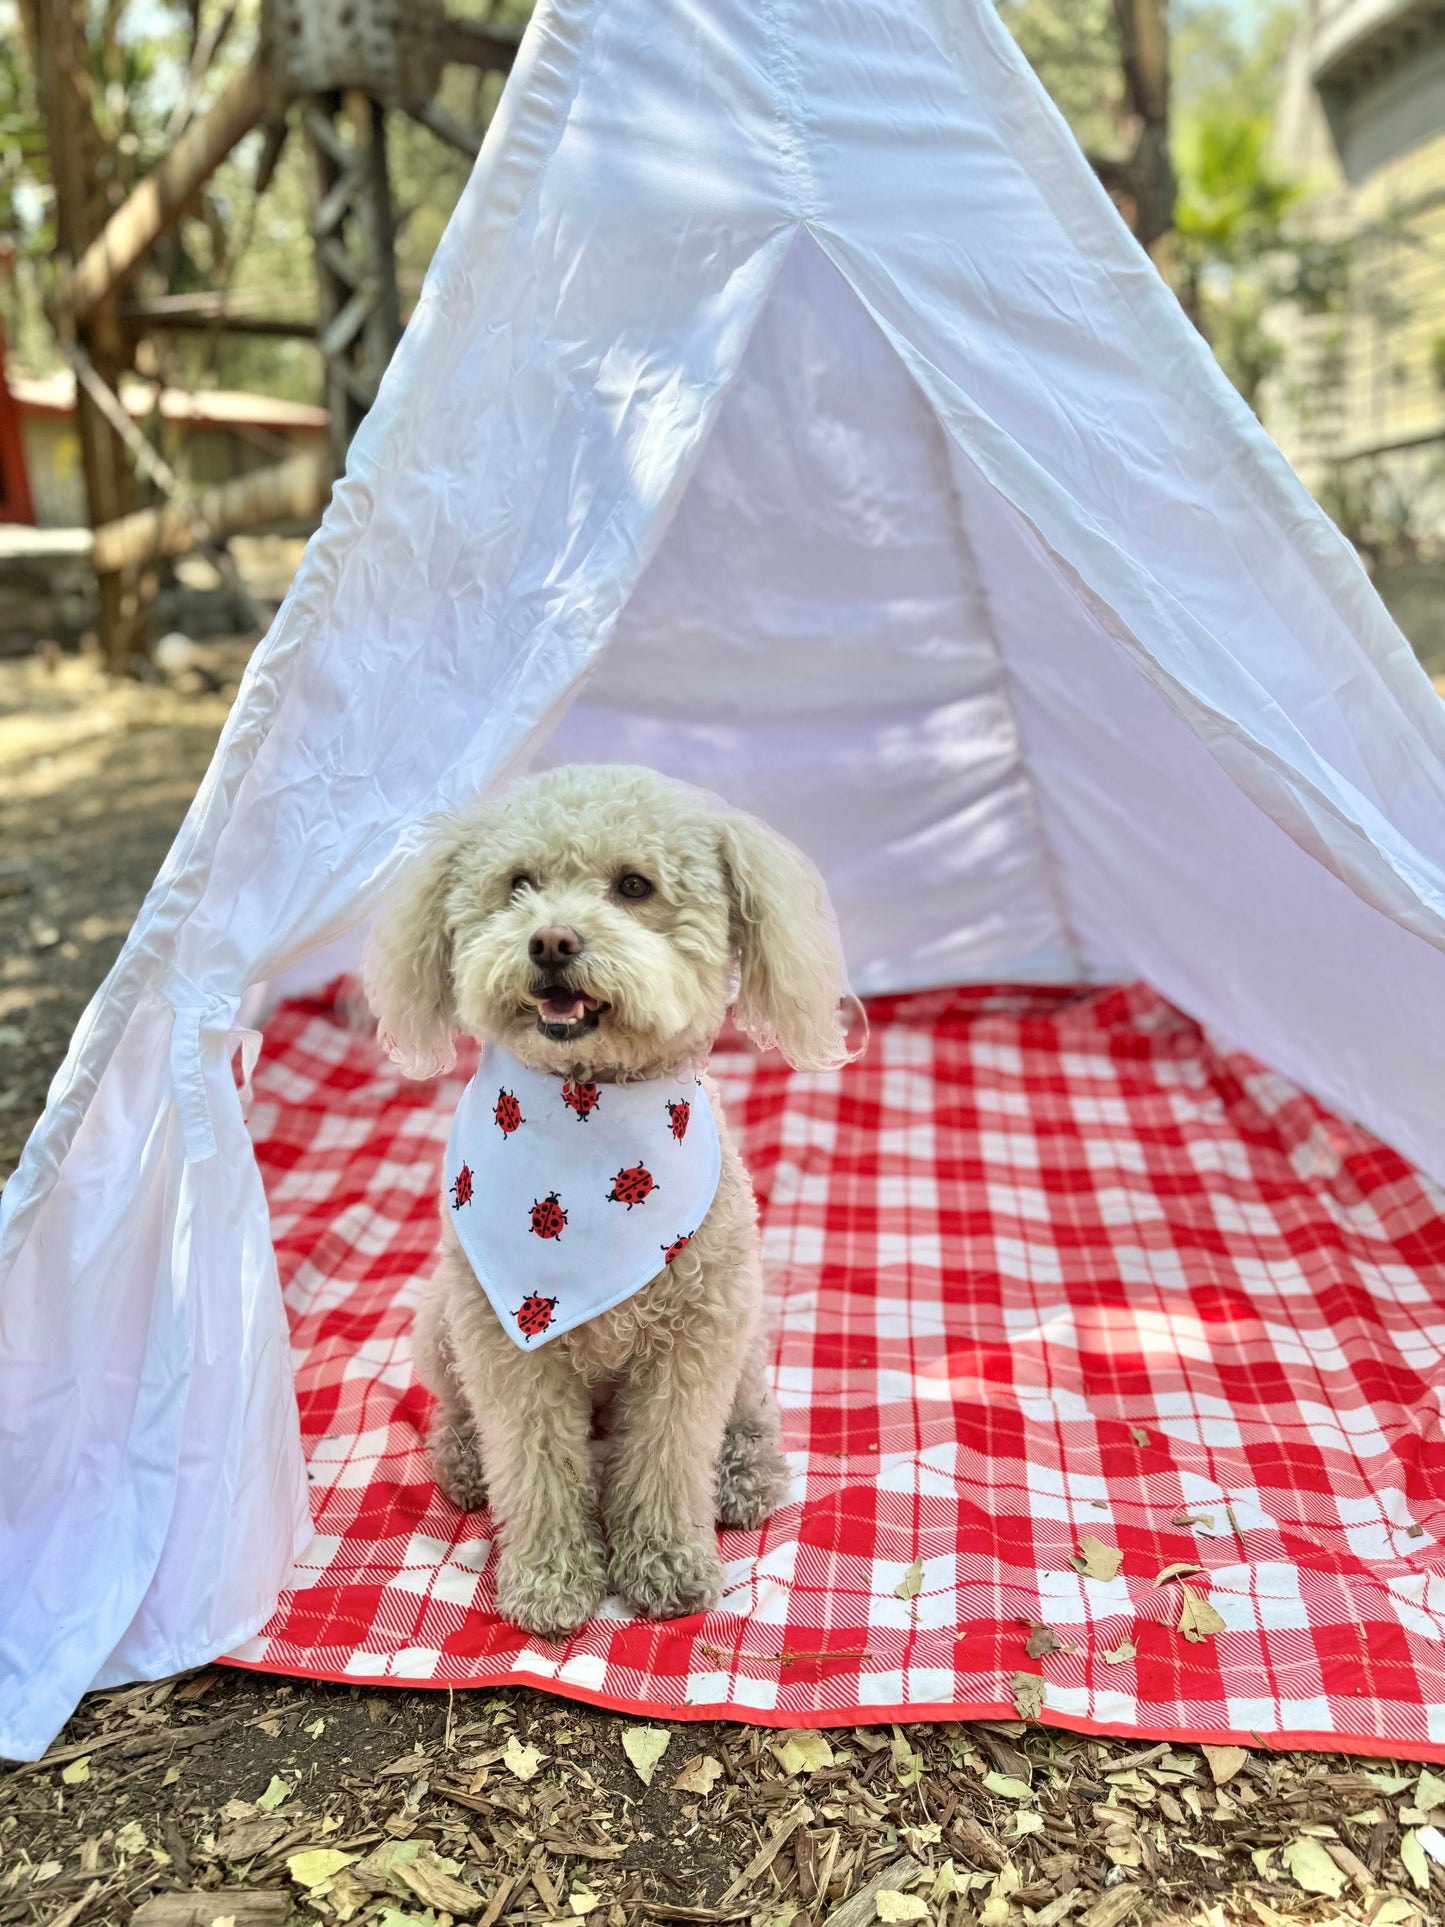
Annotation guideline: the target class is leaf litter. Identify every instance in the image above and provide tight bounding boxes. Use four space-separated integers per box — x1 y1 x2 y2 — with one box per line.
5 1655 1444 1927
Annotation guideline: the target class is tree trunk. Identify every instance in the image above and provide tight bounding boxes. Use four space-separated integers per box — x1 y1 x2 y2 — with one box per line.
20 0 143 667
1111 0 1176 259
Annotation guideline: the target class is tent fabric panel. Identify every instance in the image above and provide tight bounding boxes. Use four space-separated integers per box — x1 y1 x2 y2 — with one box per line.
0 0 804 1759
0 990 306 1756
949 456 1445 1184
794 0 1445 914
544 234 1085 988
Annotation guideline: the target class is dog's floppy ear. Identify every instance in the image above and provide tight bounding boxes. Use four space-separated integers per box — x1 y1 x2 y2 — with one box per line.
717 810 850 1072
364 821 465 1078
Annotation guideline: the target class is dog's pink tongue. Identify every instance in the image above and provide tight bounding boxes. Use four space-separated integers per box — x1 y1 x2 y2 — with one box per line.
540 992 596 1022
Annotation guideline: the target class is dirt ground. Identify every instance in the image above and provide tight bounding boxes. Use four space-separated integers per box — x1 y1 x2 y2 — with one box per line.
2 641 1444 1927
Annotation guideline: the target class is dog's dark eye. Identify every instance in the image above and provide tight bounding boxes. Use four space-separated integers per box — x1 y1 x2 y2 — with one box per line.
510 873 534 896
617 873 653 901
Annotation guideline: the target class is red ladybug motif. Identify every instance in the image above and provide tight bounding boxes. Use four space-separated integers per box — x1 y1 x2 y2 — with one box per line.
450 1164 474 1209
661 1231 693 1265
561 1080 600 1121
516 1292 560 1339
666 1098 691 1142
529 1191 568 1239
607 1163 657 1209
494 1088 525 1135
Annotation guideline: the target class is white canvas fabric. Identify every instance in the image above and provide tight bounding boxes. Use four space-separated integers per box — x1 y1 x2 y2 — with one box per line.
444 1051 720 1349
4 0 1445 1759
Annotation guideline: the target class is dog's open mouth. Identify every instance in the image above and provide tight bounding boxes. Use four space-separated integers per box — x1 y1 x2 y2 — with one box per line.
532 988 606 1041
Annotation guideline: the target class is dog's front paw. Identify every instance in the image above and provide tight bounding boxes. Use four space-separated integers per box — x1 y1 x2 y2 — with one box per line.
495 1538 607 1639
610 1532 724 1620
428 1412 489 1513
715 1414 790 1530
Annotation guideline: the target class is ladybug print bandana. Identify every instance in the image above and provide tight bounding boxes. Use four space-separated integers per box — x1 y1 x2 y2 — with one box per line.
444 1044 721 1349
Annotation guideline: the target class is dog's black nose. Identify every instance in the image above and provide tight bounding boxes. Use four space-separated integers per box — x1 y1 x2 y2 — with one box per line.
529 925 583 965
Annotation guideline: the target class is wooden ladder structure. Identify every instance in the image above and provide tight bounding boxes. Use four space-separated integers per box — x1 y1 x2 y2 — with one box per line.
17 0 520 668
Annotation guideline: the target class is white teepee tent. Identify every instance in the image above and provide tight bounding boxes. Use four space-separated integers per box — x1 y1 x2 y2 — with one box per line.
5 0 1445 1761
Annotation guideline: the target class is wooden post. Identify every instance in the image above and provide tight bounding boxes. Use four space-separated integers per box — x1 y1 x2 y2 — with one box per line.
23 0 143 666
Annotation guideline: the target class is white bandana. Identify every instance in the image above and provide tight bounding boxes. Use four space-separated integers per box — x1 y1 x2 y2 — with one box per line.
444 1044 721 1348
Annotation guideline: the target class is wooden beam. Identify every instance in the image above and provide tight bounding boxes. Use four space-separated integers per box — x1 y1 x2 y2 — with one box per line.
92 450 329 575
410 98 481 160
60 59 272 325
120 293 317 339
440 17 523 73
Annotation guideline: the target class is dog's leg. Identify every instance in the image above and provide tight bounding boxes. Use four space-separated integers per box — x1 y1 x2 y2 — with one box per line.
602 1261 742 1618
428 1390 489 1513
428 1239 606 1635
604 1355 731 1619
465 1341 607 1636
414 1255 489 1512
715 1326 790 1530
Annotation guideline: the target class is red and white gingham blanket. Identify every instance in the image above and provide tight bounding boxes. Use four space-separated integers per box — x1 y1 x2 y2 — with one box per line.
228 980 1445 1760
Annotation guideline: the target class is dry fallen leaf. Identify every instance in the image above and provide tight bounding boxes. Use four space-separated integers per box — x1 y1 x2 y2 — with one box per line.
286 1851 357 1893
1009 1672 1045 1721
1015 1810 1044 1837
1101 1636 1137 1664
1366 1772 1415 1795
254 1777 291 1812
620 1724 671 1786
1024 1624 1062 1659
1200 1744 1249 1786
503 1735 543 1782
1281 1836 1345 1900
895 1556 925 1602
1177 1586 1227 1642
1401 1831 1430 1892
1172 1512 1216 1530
114 1822 148 1855
1128 1427 1149 1447
1153 1561 1205 1587
60 1758 90 1786
569 1892 599 1916
891 1730 925 1787
1416 1766 1445 1811
772 1731 834 1775
1070 1536 1123 1581
672 1754 724 1796
875 1895 929 1923
983 1770 1034 1801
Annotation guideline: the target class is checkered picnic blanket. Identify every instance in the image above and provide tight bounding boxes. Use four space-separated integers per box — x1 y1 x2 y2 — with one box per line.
228 979 1445 1761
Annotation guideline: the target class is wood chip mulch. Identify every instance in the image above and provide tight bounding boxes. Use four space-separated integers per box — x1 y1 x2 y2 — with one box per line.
3 1668 1443 1927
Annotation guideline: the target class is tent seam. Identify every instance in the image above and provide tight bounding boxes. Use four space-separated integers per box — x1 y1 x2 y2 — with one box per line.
941 446 1091 983
757 0 818 222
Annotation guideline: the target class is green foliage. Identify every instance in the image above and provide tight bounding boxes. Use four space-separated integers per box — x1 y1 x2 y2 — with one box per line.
997 0 1123 163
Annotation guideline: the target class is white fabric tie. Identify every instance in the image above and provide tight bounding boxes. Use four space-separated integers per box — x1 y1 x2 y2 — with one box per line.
445 1044 721 1348
163 973 260 1164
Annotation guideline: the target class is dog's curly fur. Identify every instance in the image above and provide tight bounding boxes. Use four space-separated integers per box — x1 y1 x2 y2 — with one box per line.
365 765 851 1638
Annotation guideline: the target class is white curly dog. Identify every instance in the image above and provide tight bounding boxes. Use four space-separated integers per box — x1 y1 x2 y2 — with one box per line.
365 764 851 1638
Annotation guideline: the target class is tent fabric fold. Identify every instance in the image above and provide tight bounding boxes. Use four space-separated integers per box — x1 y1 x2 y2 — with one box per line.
4 0 1445 1760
